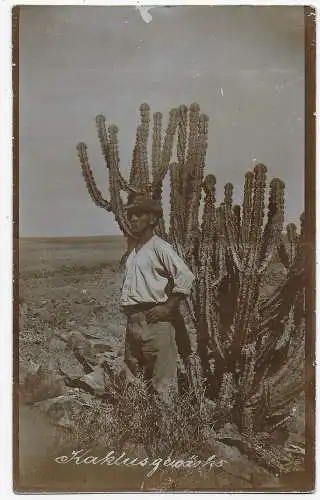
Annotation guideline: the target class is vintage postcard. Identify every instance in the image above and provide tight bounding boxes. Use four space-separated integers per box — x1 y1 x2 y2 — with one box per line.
12 4 315 493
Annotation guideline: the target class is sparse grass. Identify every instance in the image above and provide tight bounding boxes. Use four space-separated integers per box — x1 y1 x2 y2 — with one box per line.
65 379 215 458
56 376 303 490
57 380 225 490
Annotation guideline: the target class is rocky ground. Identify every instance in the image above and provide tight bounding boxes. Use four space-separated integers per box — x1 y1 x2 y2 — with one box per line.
17 237 306 492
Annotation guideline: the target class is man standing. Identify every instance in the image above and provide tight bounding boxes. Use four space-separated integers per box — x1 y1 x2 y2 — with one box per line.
120 197 195 405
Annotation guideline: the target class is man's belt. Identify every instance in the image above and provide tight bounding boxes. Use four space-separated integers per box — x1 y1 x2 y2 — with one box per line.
121 302 158 316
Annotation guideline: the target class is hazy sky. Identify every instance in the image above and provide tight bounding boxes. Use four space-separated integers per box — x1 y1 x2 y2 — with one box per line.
19 5 305 237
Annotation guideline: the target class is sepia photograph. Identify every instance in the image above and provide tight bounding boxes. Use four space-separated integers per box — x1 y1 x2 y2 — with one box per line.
13 4 315 493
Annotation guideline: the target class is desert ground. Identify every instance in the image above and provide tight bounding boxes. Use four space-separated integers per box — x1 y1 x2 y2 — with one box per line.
17 237 305 492
19 236 127 375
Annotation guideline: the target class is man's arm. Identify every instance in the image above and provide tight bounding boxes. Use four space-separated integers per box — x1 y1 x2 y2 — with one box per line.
145 291 185 323
158 240 195 294
145 241 195 323
166 292 185 311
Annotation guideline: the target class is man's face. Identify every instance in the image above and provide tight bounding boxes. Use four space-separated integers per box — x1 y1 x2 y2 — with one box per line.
128 209 155 236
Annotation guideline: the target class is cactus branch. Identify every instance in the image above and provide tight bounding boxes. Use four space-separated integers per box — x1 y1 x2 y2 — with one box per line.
77 142 112 211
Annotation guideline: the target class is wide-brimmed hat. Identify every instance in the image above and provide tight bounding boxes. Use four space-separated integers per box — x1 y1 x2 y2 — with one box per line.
124 197 163 218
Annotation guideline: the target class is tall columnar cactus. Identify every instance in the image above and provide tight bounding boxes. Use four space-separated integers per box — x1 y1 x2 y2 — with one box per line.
77 103 179 251
77 103 305 473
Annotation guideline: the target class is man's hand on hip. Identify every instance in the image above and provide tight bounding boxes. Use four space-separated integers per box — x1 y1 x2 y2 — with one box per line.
145 304 172 323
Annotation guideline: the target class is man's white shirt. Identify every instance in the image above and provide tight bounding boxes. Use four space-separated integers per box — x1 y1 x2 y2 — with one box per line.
120 235 195 306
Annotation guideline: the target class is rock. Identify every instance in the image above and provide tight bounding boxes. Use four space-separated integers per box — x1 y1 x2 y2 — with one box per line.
65 387 81 397
203 429 276 487
78 356 143 397
107 322 126 338
34 395 84 427
79 325 123 348
25 360 41 375
53 331 69 343
64 331 97 368
58 351 86 382
49 335 91 381
219 422 240 436
22 365 66 404
76 326 105 340
77 391 97 408
80 366 108 396
270 428 289 445
56 414 74 430
68 330 89 348
101 352 122 373
87 337 120 355
213 441 253 481
49 337 67 352
19 359 39 385
101 354 138 386
48 337 68 371
118 363 141 386
77 326 104 339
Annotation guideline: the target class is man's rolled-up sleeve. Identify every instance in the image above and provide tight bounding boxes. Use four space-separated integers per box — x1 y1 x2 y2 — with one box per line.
158 243 195 296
